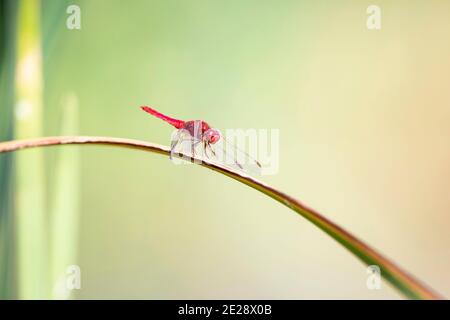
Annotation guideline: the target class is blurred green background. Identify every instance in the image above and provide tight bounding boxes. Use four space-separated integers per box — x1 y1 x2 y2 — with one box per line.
1 0 450 299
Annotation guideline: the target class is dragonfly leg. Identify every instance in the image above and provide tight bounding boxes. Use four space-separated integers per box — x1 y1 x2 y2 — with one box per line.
207 143 216 157
170 139 180 160
203 142 215 160
190 139 202 158
203 141 208 159
204 141 218 160
170 131 185 160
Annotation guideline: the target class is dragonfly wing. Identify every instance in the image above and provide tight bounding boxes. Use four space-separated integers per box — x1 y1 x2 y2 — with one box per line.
210 137 262 175
169 129 261 176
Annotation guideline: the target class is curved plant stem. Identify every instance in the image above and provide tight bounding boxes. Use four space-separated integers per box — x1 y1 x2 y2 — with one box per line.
0 136 444 300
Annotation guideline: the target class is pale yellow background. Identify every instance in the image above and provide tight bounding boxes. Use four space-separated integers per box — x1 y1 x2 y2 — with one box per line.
37 0 450 298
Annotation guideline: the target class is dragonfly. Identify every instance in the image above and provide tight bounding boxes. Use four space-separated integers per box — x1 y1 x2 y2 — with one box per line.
141 106 261 173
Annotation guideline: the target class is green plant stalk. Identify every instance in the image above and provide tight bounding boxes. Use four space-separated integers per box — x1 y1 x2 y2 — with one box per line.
50 95 79 299
0 136 444 300
14 0 48 299
0 0 18 299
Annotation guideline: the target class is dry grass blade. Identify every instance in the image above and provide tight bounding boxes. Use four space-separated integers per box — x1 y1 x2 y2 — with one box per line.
0 136 444 300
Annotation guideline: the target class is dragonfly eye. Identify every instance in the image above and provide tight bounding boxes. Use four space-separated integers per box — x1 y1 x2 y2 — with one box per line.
205 129 220 144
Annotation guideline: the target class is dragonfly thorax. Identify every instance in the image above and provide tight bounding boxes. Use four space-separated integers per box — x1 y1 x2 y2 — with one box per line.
182 120 220 144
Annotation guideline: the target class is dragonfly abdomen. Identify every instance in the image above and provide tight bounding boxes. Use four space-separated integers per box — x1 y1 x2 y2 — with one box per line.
141 106 185 129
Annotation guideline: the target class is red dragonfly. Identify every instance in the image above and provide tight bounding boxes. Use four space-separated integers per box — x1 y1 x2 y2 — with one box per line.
141 106 261 172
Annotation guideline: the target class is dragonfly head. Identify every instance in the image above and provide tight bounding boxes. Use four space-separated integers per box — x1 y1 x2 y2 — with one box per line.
204 129 220 144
